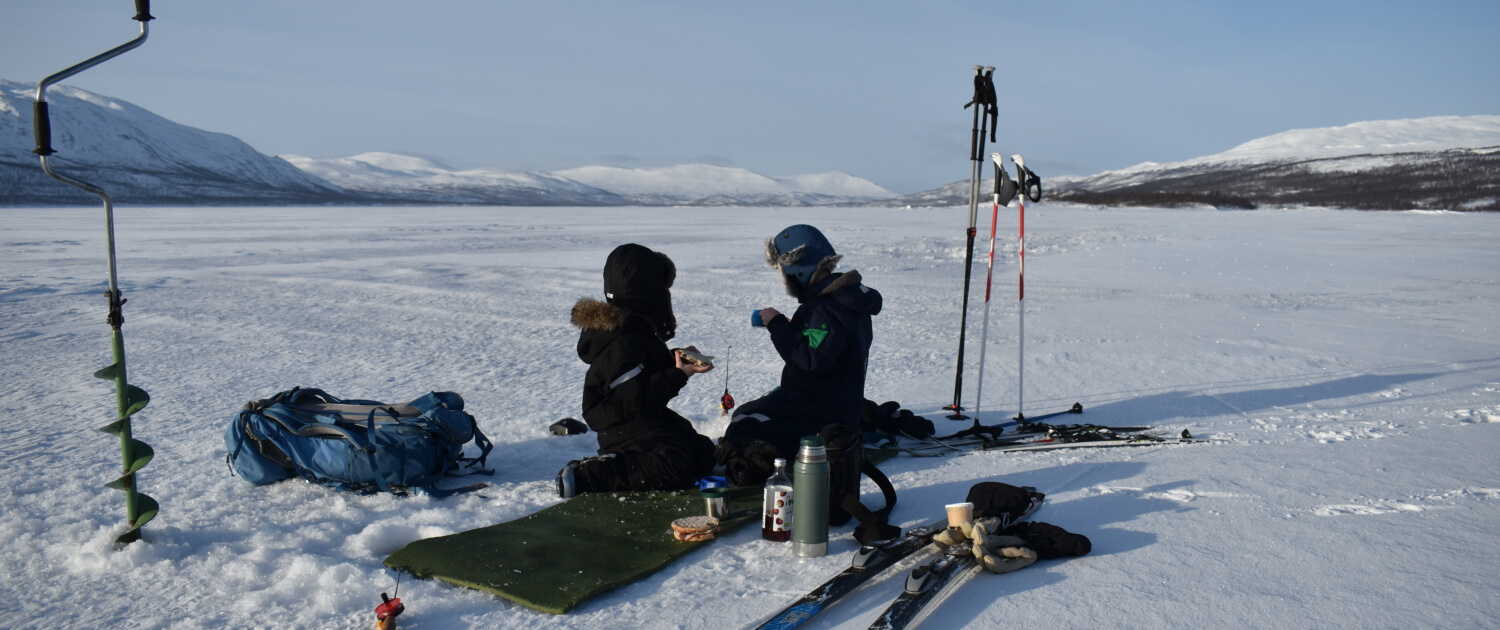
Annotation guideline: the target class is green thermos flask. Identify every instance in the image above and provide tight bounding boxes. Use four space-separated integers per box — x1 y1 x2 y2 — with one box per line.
792 435 829 557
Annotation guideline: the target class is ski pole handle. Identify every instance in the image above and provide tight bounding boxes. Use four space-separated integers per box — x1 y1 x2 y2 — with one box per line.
991 152 1018 206
1011 154 1042 203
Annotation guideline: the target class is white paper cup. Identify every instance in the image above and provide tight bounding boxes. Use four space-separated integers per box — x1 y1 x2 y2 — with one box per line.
945 502 974 528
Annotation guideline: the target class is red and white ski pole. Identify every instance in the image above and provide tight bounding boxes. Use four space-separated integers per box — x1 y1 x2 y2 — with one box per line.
1013 153 1028 421
971 152 1008 422
1010 154 1042 421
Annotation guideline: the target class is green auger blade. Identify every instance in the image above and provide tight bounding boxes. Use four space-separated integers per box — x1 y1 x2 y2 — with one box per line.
113 493 159 547
123 384 149 417
93 363 150 417
97 439 154 478
131 494 159 528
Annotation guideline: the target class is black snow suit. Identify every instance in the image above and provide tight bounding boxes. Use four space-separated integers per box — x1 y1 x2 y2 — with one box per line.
570 297 715 492
725 269 882 457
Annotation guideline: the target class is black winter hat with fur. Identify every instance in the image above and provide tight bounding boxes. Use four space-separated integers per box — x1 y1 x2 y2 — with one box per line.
603 243 677 341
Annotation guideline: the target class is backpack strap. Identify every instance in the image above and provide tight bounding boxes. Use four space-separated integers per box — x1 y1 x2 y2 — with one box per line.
843 460 901 545
255 404 393 493
359 410 393 493
459 412 494 469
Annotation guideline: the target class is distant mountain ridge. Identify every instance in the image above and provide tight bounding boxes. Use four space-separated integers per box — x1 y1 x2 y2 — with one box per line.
280 152 625 206
283 156 895 207
1 79 893 207
1 79 346 205
4 78 1494 210
1044 116 1500 211
899 116 1500 211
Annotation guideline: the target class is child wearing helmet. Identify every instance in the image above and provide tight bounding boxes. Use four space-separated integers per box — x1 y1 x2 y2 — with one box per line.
722 224 883 462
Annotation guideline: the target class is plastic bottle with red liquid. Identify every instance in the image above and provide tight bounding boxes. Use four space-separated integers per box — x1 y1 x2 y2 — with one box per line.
761 457 793 541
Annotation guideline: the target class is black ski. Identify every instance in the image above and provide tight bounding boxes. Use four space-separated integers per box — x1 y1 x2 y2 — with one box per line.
1014 401 1084 424
753 521 951 630
903 422 1166 456
983 429 1207 453
868 491 1044 630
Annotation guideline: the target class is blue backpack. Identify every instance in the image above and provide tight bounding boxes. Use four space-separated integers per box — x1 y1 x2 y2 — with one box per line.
225 387 494 496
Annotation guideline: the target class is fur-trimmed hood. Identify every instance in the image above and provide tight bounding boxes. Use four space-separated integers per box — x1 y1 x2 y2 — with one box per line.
805 269 882 314
571 297 626 332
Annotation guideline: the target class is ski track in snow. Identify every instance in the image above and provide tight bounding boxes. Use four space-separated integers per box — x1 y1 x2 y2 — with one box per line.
1 205 1498 629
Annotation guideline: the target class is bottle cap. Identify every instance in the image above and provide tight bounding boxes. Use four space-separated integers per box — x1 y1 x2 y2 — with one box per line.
773 458 786 467
800 436 825 447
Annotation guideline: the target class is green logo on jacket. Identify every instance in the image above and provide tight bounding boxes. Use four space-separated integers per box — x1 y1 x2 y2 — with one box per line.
802 324 829 348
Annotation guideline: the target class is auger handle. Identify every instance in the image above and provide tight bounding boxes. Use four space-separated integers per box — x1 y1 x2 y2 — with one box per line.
32 102 54 156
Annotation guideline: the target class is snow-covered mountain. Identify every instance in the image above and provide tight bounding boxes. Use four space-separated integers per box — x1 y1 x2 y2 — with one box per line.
1 79 896 207
552 164 893 206
281 152 624 206
898 116 1500 211
285 155 893 207
0 79 349 206
1045 116 1500 211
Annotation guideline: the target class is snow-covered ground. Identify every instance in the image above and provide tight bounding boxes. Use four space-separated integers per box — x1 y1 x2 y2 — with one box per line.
2 204 1497 629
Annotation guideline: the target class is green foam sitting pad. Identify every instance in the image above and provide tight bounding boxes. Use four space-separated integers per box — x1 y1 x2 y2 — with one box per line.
384 486 761 614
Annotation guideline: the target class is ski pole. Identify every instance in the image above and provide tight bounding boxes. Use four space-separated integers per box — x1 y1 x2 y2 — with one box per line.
947 65 997 420
1015 154 1026 420
971 152 1007 424
1011 154 1041 421
32 0 159 548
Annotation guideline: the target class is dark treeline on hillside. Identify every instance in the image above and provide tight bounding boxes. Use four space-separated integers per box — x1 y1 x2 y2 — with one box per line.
1050 150 1500 211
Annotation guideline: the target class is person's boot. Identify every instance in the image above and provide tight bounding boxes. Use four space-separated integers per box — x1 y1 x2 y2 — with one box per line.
556 460 580 499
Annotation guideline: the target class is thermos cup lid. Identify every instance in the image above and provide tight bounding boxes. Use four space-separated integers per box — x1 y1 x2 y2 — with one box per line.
797 436 827 463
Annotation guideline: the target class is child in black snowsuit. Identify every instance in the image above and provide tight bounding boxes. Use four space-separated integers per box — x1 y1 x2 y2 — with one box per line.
557 243 717 498
724 224 882 459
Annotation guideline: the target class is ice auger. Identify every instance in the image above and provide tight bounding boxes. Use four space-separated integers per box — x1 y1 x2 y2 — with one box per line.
32 0 160 548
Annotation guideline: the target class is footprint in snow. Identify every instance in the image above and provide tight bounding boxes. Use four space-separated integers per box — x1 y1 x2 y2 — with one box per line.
1313 503 1423 517
1453 408 1500 423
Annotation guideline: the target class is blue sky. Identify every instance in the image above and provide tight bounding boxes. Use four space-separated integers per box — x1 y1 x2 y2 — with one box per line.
3 0 1496 193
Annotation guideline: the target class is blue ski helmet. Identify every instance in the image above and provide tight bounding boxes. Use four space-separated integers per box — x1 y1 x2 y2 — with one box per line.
766 224 837 292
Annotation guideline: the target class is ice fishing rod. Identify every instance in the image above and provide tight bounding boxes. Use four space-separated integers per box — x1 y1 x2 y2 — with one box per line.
945 65 997 420
32 0 160 548
719 345 734 416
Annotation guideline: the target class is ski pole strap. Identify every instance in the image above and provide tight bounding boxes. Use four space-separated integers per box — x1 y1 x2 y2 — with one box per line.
1017 165 1042 203
981 69 998 143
